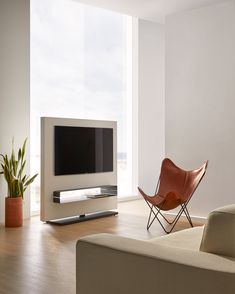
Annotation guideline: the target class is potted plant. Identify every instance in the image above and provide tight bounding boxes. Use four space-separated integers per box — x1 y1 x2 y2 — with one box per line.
0 139 38 227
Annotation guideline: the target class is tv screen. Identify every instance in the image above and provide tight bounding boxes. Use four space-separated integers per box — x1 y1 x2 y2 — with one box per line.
54 126 113 175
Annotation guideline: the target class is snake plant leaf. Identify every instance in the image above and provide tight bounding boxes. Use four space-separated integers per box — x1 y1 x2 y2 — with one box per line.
18 160 26 179
11 142 16 176
3 165 12 183
0 138 37 198
19 181 24 197
12 157 17 177
21 174 27 183
21 139 27 161
4 155 9 167
23 176 30 185
18 147 22 161
24 173 38 189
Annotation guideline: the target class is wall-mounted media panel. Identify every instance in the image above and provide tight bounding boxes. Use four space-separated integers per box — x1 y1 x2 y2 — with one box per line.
41 117 117 223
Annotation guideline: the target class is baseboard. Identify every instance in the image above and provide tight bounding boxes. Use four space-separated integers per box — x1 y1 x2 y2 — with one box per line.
163 212 207 223
118 195 141 202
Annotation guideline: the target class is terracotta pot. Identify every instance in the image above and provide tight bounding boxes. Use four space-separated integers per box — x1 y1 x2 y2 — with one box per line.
5 197 23 227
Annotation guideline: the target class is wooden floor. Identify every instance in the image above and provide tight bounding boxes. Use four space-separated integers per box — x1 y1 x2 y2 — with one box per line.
0 199 204 294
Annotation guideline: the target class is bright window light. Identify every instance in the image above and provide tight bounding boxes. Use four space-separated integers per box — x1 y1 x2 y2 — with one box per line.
30 0 133 213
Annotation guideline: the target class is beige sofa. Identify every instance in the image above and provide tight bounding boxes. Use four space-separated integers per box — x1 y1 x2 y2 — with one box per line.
76 205 235 294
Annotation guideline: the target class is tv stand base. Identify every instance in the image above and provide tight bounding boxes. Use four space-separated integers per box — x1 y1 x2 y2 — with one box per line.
46 210 118 226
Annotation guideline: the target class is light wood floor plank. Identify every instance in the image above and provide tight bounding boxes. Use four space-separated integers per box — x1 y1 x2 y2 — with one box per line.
0 199 204 294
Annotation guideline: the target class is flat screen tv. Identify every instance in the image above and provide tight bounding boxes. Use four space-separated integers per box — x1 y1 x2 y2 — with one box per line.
54 126 113 175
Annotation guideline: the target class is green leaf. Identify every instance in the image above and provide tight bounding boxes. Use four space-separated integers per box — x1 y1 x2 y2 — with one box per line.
24 173 38 188
21 139 27 161
18 148 22 161
0 138 37 197
21 175 27 183
18 160 26 179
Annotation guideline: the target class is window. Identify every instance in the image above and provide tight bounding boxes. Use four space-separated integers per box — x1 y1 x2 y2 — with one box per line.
30 0 134 213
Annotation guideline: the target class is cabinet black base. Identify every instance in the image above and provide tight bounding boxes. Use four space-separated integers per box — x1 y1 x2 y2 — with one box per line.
46 211 118 226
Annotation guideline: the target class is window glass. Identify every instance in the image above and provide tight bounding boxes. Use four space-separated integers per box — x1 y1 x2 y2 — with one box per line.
30 0 132 212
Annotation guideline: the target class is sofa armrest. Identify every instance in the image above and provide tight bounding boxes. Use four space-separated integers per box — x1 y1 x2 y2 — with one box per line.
76 234 235 294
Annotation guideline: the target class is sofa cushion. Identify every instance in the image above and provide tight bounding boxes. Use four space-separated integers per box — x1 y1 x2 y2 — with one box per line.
200 204 235 257
149 226 204 250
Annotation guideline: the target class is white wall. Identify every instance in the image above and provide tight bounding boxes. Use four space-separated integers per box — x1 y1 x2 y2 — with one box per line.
0 1 166 223
165 1 235 217
0 0 30 222
138 20 165 194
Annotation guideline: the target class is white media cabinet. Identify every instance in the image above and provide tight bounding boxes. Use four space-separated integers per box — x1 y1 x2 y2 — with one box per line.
40 117 117 224
47 186 118 225
53 185 117 203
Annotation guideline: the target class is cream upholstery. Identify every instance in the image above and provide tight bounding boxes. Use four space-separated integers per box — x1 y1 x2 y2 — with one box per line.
200 204 235 257
149 226 203 250
76 205 235 294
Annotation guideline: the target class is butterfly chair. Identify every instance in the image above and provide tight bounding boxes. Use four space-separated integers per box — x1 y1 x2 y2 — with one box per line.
138 158 208 234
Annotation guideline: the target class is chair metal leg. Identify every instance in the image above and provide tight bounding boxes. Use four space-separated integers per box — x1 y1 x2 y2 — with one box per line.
158 207 184 225
145 203 163 231
146 204 154 230
181 204 194 227
144 201 172 233
145 200 162 230
144 200 194 234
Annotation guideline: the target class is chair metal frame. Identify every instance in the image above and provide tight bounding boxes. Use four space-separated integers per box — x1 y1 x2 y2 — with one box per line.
139 159 208 234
